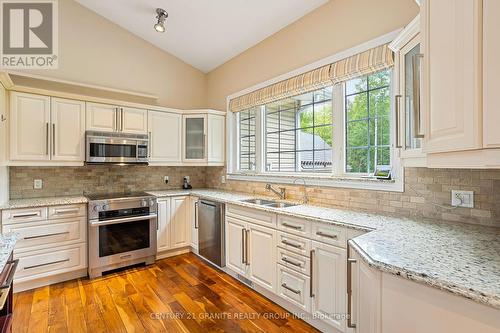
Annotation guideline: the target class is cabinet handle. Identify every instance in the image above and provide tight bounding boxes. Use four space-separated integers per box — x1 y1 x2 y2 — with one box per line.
11 212 39 218
45 122 49 155
316 231 338 239
194 202 199 229
412 53 425 138
245 229 250 265
282 223 303 230
24 231 69 240
282 257 302 268
347 244 357 329
281 283 301 295
24 258 69 270
0 259 18 289
394 95 402 148
121 108 124 132
52 123 55 155
0 115 6 122
281 239 302 249
310 249 315 298
115 108 119 132
53 208 79 215
241 228 246 264
148 131 152 158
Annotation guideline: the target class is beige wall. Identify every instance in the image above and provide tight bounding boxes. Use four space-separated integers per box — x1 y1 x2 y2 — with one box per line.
206 0 419 110
26 0 207 109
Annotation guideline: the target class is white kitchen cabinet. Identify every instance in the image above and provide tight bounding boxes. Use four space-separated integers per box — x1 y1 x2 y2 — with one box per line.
157 196 191 253
483 0 500 148
148 111 182 164
121 107 148 135
86 102 117 132
190 196 199 250
183 114 207 163
157 199 171 252
247 223 276 292
207 114 225 165
170 196 191 249
50 98 85 161
422 0 482 153
10 92 51 161
86 103 147 134
0 83 7 165
311 241 347 332
390 16 426 167
349 245 382 333
225 217 247 276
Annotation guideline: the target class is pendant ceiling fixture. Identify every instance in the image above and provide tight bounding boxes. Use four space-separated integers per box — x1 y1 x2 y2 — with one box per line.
154 8 168 33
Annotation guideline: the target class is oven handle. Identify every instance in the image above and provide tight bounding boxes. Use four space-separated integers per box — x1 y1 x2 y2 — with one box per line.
89 214 158 227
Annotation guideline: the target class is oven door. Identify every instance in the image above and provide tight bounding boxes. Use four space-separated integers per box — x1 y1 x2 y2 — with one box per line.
88 214 157 269
86 136 144 164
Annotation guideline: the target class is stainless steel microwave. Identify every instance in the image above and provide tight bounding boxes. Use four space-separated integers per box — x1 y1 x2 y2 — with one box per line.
85 131 149 164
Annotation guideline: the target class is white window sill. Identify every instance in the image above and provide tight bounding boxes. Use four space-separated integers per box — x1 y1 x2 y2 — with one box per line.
226 172 404 192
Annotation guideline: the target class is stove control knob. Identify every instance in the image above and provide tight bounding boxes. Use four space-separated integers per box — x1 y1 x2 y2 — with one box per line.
149 199 155 207
141 199 147 207
93 205 101 212
102 204 109 211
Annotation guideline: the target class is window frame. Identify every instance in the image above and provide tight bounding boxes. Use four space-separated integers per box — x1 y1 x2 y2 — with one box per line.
225 34 403 192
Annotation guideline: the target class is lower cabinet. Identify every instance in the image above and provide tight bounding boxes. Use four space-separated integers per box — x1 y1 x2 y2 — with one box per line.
225 216 277 292
157 196 191 253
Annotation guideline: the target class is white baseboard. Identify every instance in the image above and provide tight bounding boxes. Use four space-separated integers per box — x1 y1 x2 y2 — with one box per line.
156 247 191 260
14 268 87 293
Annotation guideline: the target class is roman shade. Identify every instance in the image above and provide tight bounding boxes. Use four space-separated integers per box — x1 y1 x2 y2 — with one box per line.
229 43 394 113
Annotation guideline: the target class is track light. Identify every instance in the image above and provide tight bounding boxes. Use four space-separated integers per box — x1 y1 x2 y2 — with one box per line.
154 8 168 33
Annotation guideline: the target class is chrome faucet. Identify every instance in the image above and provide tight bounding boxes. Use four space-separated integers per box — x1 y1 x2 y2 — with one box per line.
293 178 309 204
265 183 286 200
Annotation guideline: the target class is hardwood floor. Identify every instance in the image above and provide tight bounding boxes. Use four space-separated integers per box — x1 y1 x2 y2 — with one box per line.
12 253 320 333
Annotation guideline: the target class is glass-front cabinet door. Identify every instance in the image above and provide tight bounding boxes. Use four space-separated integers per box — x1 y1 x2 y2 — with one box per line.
183 114 207 162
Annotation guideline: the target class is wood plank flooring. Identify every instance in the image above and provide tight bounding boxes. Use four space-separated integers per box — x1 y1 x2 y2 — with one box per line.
12 253 320 333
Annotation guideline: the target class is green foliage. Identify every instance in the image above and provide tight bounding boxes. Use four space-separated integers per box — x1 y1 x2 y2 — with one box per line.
299 104 333 146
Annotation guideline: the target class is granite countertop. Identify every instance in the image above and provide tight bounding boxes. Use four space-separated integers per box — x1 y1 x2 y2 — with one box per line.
0 233 18 274
152 188 500 310
2 189 499 310
0 196 88 210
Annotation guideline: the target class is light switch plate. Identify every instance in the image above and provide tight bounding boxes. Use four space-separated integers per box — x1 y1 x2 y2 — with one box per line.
164 176 169 184
33 179 43 189
451 190 474 208
221 176 226 184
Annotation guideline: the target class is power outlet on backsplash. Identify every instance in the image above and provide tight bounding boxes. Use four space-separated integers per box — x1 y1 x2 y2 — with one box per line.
164 176 169 184
33 179 43 189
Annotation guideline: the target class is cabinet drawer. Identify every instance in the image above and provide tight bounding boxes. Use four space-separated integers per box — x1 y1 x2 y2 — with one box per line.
14 243 86 281
311 222 347 248
1 207 47 225
48 204 86 219
226 204 276 227
5 217 86 252
277 264 311 312
277 215 311 237
277 231 311 257
277 247 310 276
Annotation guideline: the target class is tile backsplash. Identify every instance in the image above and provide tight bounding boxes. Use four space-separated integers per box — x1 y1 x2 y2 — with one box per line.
206 167 500 227
9 165 207 198
9 166 500 227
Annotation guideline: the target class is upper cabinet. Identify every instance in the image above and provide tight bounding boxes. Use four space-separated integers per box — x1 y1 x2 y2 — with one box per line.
148 110 182 165
10 92 85 163
483 0 500 148
86 102 147 135
390 16 426 167
422 0 482 154
182 111 225 166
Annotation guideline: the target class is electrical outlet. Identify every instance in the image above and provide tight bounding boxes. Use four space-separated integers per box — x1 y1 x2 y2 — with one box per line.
451 190 474 208
184 176 190 182
164 176 169 184
33 179 43 189
220 175 226 184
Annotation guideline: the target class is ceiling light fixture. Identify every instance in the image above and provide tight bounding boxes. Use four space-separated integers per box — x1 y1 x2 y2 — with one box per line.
154 8 168 33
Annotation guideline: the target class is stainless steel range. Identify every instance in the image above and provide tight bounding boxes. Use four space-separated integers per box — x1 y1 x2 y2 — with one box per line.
87 191 157 278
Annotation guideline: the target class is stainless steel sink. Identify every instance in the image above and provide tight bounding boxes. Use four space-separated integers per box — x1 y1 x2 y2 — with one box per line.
240 198 297 208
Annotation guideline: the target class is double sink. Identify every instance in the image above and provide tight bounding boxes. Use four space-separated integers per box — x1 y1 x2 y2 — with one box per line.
240 198 298 208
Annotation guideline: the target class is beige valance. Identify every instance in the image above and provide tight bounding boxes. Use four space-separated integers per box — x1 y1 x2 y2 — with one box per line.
229 43 394 113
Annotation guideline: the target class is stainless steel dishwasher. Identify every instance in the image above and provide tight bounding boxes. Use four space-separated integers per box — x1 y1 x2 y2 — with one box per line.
197 200 225 268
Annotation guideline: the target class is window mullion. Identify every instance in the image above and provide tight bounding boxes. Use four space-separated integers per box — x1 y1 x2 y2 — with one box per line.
332 84 344 176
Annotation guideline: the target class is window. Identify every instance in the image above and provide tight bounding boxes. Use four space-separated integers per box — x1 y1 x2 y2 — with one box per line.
345 71 391 173
264 86 333 173
232 69 395 182
238 107 257 171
